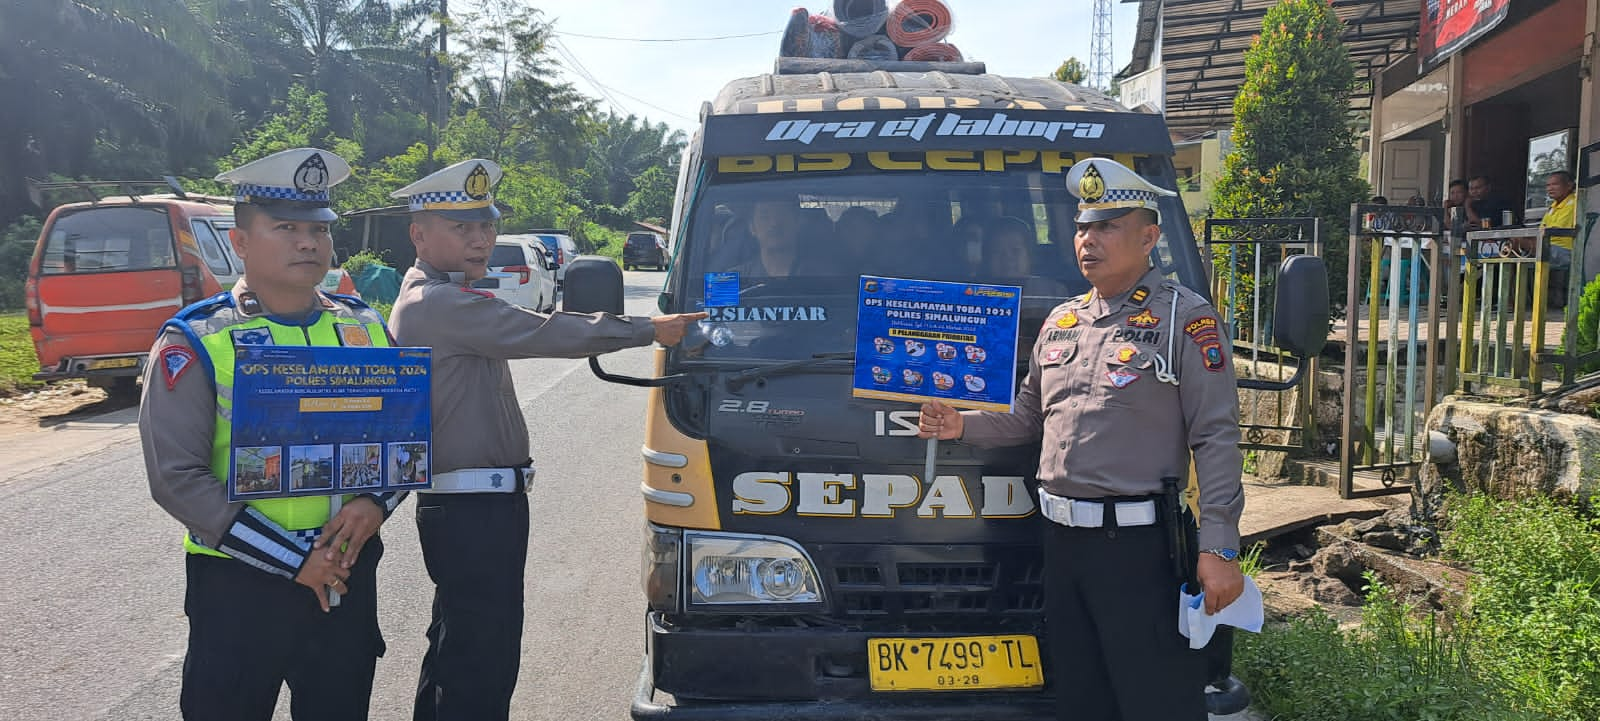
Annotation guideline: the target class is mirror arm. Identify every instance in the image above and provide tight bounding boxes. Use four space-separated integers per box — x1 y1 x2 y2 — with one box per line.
1235 359 1306 392
588 355 687 388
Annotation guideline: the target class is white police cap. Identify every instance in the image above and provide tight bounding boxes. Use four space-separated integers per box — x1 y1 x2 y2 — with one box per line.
390 159 504 222
214 148 351 222
1065 158 1177 224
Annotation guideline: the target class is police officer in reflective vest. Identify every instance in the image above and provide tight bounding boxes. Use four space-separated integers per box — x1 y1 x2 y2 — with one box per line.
918 158 1246 721
388 159 705 721
140 148 404 720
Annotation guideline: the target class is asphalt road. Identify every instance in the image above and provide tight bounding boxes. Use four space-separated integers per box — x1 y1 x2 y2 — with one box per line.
0 270 672 721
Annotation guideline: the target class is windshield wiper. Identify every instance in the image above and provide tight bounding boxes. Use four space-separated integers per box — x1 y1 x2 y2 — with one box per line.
724 352 855 390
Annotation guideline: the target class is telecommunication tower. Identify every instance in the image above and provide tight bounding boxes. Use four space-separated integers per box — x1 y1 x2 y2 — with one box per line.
1090 0 1113 90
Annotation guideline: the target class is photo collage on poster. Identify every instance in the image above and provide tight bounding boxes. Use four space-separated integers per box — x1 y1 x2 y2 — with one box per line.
852 275 1022 412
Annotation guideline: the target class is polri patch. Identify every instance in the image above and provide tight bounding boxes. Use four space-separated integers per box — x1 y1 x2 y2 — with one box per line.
1113 328 1159 344
1127 309 1160 329
160 346 197 390
336 324 373 347
1106 368 1140 388
231 327 275 346
1201 341 1226 372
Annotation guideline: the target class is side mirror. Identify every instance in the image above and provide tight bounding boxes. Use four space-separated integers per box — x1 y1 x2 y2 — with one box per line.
1235 254 1329 392
1272 254 1330 358
562 255 625 315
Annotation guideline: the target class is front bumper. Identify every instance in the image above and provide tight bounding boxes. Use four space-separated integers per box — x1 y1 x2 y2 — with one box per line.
632 612 1055 721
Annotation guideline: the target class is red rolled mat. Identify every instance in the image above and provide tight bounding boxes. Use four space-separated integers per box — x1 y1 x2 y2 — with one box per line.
903 42 962 62
886 0 953 47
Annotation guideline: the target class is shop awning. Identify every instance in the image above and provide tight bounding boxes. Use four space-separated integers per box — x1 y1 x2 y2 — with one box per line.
1119 0 1422 139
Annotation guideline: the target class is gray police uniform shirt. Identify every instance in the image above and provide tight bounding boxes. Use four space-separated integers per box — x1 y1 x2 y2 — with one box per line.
388 260 656 475
960 267 1245 551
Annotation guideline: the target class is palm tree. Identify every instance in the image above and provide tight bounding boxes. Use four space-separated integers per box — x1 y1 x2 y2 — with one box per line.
584 113 687 209
456 4 594 171
0 0 234 224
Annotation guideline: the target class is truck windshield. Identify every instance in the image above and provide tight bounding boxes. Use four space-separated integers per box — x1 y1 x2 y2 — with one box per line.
676 158 1197 361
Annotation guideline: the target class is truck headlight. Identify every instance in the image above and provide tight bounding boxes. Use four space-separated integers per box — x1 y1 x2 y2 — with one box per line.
686 531 823 606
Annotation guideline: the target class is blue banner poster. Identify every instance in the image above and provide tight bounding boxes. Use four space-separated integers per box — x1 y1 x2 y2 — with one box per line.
853 275 1022 412
229 346 432 501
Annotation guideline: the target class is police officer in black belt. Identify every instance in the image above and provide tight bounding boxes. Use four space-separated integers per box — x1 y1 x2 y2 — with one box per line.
387 159 706 721
918 158 1246 721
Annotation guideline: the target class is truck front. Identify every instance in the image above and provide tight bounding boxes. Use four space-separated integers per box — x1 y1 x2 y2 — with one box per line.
630 91 1208 720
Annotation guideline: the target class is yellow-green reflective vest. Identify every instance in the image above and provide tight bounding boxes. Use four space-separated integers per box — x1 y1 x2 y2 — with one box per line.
178 298 389 558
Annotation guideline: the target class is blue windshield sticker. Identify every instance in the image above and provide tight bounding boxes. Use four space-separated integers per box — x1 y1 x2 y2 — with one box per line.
228 346 432 500
853 275 1022 412
705 272 740 308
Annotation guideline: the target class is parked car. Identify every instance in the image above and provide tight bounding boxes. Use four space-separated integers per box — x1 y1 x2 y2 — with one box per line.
623 231 667 271
482 237 559 311
24 182 239 398
532 232 580 284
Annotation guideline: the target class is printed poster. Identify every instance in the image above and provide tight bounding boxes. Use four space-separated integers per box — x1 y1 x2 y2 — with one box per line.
853 275 1022 412
1420 0 1511 72
229 346 432 501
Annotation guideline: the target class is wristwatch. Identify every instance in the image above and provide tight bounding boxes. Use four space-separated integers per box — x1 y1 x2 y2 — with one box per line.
1201 547 1239 562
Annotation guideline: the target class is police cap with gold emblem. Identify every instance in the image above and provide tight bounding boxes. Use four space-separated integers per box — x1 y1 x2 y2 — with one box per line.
214 147 351 222
1065 157 1177 224
391 158 503 222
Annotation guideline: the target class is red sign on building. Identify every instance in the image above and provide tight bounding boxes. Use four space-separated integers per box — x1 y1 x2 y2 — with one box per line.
1421 0 1512 72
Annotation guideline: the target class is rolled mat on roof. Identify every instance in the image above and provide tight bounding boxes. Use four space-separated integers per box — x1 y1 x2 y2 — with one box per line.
846 33 898 60
780 7 846 59
902 42 962 62
833 0 888 37
886 0 953 47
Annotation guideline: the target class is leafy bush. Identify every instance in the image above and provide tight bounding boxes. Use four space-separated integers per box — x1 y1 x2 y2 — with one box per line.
1236 578 1529 721
341 248 390 275
1209 0 1367 311
1559 274 1600 376
580 222 625 261
0 216 42 311
1445 495 1600 720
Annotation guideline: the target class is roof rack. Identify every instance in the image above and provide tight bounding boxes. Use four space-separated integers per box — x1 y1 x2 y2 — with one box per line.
774 58 987 76
25 176 232 209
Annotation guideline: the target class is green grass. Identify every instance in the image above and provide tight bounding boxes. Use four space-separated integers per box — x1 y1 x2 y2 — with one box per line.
0 312 43 395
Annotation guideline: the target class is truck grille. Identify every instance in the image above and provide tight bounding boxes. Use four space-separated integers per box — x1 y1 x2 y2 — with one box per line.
824 546 1044 618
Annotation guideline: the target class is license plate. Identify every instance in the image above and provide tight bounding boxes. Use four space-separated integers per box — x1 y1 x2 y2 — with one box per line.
87 357 140 370
867 635 1043 691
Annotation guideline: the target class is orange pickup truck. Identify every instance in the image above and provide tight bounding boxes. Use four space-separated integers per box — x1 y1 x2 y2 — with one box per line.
23 180 356 398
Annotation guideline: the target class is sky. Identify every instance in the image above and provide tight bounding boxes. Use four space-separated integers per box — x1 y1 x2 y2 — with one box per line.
489 0 1144 133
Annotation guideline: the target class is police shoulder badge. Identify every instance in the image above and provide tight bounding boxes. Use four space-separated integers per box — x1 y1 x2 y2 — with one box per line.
1079 163 1106 202
465 163 492 200
1201 340 1226 372
160 345 197 390
1127 309 1160 329
1185 316 1220 343
1130 286 1150 304
293 152 329 194
336 324 373 347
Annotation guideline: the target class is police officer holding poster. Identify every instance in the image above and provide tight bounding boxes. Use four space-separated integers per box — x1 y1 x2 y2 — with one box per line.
917 158 1245 721
387 159 705 721
139 148 405 720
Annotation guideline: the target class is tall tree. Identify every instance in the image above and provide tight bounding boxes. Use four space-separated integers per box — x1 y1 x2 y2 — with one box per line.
1053 57 1088 85
1210 0 1365 310
456 2 594 172
583 113 686 210
0 0 234 225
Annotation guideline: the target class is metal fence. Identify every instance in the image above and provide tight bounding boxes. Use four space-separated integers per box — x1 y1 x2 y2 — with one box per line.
1458 226 1558 393
1204 217 1321 456
1340 205 1449 499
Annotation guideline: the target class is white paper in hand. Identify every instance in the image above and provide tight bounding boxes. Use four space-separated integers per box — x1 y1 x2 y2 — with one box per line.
1176 576 1264 650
